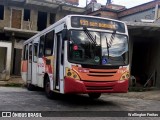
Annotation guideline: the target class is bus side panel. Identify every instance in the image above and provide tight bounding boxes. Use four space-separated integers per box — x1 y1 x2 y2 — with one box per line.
21 60 28 83
44 56 55 91
31 42 39 86
31 61 38 85
37 58 45 88
37 56 54 90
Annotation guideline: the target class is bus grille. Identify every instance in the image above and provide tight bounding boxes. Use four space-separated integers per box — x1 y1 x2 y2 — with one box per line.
86 86 113 90
87 69 117 77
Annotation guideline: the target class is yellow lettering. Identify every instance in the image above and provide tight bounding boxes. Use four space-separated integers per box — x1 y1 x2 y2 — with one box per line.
99 23 102 27
80 19 116 29
98 23 116 29
80 20 88 26
90 22 98 27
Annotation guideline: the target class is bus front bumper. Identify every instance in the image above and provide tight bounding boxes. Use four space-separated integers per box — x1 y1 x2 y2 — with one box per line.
64 77 128 94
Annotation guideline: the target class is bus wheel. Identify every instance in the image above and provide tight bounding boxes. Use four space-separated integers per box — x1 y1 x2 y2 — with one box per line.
27 83 35 91
88 93 101 99
44 77 54 99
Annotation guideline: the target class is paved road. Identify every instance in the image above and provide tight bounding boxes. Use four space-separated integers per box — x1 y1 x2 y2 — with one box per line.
0 87 159 120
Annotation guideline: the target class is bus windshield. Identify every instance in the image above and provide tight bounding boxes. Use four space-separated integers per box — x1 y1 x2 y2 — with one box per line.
68 30 128 66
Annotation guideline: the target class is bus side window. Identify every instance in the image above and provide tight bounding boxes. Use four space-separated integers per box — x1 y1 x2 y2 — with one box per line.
29 45 32 63
33 43 38 62
44 30 54 56
39 35 45 57
23 45 28 60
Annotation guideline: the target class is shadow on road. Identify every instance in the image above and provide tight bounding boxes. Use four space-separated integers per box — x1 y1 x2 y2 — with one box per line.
35 90 119 108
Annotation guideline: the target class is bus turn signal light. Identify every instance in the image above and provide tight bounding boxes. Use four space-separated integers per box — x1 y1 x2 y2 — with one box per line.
120 72 130 81
65 67 80 80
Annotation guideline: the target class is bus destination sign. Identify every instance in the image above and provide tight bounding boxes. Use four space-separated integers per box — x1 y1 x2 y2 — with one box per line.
80 19 116 29
71 16 125 33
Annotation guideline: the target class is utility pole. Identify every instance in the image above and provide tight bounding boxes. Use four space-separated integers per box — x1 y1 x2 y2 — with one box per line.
107 0 111 4
85 0 88 14
86 0 88 7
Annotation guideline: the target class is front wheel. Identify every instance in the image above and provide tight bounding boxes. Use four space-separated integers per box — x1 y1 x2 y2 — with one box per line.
44 77 54 99
88 93 101 99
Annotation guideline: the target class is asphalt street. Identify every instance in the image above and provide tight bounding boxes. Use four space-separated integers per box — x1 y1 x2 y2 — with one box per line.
0 87 159 120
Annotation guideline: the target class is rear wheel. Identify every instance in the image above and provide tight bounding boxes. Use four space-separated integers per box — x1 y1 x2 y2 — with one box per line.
27 83 35 91
88 93 101 99
44 77 54 99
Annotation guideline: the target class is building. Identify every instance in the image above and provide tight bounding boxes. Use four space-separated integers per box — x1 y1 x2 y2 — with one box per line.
86 0 160 88
118 0 160 22
86 1 125 19
118 0 160 88
0 0 84 80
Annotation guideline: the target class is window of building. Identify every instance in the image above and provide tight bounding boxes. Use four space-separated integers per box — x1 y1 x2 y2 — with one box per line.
0 47 7 72
37 11 47 31
50 13 56 24
0 5 4 20
23 9 30 21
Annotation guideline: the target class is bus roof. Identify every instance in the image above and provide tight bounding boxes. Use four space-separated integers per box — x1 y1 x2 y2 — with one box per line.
24 15 126 45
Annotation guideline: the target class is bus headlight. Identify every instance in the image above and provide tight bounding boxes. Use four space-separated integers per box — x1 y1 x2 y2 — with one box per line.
120 72 130 81
65 67 80 80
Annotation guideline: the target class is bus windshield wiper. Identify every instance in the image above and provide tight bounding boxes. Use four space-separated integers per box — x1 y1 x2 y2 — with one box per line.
108 30 116 48
83 27 97 45
105 30 116 59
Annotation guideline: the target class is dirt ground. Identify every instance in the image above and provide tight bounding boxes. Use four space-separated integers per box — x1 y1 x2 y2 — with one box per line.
0 76 25 86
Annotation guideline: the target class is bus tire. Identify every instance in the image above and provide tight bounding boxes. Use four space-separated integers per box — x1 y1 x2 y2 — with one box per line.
88 93 101 99
44 76 54 99
27 83 35 91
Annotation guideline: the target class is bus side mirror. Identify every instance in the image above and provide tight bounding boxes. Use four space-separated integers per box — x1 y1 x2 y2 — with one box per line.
62 29 68 40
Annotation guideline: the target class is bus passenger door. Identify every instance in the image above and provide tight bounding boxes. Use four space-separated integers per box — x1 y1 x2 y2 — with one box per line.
27 44 32 84
32 42 38 85
37 35 45 88
54 33 64 93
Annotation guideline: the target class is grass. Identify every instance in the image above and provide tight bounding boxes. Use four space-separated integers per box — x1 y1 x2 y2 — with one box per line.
129 87 145 92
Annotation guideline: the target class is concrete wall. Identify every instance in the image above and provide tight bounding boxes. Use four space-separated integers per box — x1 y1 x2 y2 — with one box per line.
0 3 53 31
0 42 12 80
0 2 76 31
89 11 118 19
119 8 155 22
0 4 38 31
30 10 38 30
14 40 24 49
158 9 160 19
0 6 11 28
156 8 160 22
56 11 69 21
22 9 38 30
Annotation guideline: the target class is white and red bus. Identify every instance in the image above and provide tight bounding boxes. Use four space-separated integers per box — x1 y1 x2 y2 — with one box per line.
21 15 129 99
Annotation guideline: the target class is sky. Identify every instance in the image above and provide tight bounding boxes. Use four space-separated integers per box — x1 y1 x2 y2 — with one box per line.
79 0 154 8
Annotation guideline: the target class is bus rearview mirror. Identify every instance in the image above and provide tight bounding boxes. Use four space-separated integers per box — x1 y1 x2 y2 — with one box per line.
62 29 68 40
